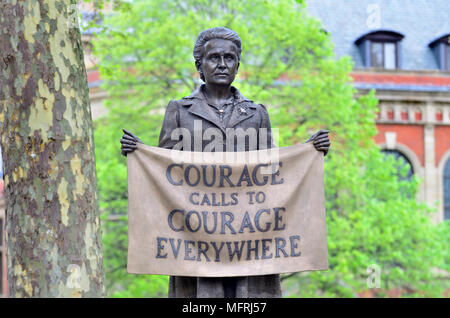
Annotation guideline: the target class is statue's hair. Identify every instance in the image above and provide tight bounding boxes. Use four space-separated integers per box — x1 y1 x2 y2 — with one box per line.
193 27 242 80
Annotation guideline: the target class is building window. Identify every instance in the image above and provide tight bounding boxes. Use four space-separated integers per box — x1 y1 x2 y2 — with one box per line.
382 150 414 182
429 34 450 71
444 158 450 221
386 108 394 120
400 108 409 121
355 30 404 69
370 41 397 69
414 109 422 121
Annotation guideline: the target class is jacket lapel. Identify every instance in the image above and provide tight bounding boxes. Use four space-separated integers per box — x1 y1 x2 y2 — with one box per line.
227 101 257 128
183 99 227 133
181 85 256 132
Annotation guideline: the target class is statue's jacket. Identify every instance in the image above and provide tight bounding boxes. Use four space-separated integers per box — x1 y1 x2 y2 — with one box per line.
158 84 274 152
157 84 282 298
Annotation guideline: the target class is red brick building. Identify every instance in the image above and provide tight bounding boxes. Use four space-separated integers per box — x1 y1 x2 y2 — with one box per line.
353 69 450 224
307 0 450 224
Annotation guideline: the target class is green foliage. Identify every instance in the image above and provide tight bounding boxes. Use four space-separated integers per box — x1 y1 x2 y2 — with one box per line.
94 108 165 297
92 0 449 297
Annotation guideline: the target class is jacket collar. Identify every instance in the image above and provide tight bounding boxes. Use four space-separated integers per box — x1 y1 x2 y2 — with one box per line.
180 84 257 132
181 84 252 105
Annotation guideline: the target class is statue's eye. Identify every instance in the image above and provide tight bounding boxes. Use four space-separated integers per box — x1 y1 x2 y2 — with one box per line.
225 54 234 60
209 54 220 61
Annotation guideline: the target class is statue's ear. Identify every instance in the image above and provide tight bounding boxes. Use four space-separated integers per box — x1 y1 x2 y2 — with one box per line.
195 60 202 72
195 60 205 82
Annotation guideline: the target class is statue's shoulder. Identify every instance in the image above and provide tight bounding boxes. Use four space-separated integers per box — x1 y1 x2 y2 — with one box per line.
258 103 271 117
232 87 267 112
253 102 268 111
244 100 269 113
166 90 203 109
166 96 195 110
172 85 205 106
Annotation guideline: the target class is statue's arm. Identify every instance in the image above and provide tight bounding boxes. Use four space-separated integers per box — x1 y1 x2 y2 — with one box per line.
158 100 180 149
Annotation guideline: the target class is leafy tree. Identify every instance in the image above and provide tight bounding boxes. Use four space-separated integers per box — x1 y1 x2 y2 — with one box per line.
91 0 449 297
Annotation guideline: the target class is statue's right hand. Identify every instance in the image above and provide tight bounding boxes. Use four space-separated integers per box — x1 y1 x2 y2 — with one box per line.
121 128 143 156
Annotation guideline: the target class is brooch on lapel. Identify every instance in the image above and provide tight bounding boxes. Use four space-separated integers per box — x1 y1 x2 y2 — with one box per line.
238 106 248 115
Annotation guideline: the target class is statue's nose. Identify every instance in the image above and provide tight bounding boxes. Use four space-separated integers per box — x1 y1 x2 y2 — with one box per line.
218 57 226 68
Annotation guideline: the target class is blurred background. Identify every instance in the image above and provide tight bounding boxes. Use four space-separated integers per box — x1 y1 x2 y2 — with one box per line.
1 0 449 298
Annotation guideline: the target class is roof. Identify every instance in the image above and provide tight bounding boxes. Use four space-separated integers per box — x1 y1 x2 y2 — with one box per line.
305 0 450 70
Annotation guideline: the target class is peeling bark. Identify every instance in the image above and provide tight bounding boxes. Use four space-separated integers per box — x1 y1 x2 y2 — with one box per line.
0 0 105 297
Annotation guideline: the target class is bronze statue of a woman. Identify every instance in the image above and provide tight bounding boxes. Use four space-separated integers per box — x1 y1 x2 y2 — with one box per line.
120 27 330 298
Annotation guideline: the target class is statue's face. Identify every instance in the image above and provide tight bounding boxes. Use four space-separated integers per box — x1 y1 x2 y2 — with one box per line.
199 38 240 86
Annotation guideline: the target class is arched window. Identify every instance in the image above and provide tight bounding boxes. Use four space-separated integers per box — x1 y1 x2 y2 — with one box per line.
444 158 450 221
355 30 404 69
382 150 414 182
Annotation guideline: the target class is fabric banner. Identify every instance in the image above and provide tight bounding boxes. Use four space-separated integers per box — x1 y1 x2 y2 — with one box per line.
127 143 328 277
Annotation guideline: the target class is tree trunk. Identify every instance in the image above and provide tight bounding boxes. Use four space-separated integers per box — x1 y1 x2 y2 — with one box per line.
0 0 105 297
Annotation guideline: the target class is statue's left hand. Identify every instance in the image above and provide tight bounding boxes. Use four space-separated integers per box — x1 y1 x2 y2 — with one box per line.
121 129 143 156
306 129 330 156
